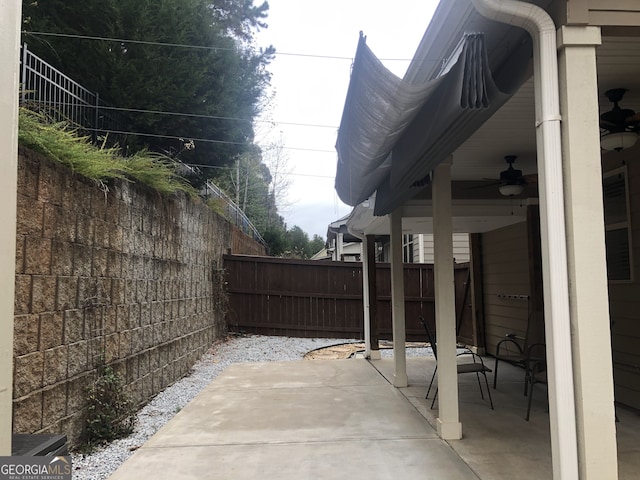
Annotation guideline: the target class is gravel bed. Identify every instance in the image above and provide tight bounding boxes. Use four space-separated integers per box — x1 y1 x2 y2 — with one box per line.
70 334 359 480
379 346 434 358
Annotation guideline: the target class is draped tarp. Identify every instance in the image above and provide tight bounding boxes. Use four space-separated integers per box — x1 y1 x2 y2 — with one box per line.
334 32 530 216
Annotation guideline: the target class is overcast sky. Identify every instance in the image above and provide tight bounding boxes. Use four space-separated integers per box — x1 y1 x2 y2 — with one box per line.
254 0 439 239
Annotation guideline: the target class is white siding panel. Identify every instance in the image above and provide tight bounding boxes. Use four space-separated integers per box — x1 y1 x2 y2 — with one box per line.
418 233 469 264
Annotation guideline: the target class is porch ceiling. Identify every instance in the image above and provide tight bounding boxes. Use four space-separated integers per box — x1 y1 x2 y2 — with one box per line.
447 35 640 189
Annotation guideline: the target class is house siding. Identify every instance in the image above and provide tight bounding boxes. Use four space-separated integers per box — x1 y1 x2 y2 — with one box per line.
603 142 640 410
480 222 531 357
414 233 470 264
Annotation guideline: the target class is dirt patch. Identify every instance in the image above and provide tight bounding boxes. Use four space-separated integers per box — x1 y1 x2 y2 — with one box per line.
304 341 429 360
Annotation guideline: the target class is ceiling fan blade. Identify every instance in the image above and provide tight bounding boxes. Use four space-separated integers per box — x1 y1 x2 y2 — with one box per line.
626 112 640 123
466 179 501 189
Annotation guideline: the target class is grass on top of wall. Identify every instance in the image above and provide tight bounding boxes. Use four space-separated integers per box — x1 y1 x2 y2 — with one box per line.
18 108 197 197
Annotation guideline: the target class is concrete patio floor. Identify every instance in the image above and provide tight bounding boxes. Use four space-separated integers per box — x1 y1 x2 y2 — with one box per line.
108 354 640 480
372 354 640 480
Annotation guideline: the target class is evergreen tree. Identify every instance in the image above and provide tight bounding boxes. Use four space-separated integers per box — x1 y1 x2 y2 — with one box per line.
287 226 310 258
22 0 326 259
262 225 288 256
22 0 273 175
309 234 326 257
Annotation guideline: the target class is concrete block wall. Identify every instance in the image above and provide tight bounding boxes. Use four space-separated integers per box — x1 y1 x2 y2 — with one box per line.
12 148 263 445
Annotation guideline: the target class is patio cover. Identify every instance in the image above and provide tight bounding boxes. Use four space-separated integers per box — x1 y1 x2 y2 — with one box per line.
335 32 531 216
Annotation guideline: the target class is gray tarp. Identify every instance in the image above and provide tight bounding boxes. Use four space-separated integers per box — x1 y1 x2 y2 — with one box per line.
335 32 530 216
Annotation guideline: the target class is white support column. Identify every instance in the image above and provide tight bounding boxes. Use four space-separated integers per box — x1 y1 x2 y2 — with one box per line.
0 0 22 456
389 210 407 387
361 238 372 358
557 26 618 480
432 159 462 440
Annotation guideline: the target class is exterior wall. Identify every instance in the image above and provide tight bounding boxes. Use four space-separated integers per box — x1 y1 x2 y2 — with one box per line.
480 222 531 356
416 233 470 264
374 233 470 264
12 148 264 445
332 242 361 262
602 142 640 410
553 0 640 27
477 144 640 410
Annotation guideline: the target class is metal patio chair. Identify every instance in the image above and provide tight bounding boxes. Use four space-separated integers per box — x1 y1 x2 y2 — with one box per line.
419 316 494 410
493 310 545 395
525 358 547 421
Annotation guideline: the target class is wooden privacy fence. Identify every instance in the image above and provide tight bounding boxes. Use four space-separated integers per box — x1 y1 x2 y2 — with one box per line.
223 254 472 342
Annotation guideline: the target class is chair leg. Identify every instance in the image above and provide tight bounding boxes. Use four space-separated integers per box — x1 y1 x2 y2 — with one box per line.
482 372 494 410
431 388 438 409
493 357 499 389
526 379 535 421
426 366 437 399
475 372 485 400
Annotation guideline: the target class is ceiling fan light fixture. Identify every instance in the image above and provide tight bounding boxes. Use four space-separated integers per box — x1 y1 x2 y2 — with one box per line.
601 131 638 152
499 184 524 197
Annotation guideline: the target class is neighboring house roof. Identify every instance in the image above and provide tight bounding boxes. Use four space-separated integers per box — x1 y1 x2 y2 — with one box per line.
310 248 331 260
326 213 362 244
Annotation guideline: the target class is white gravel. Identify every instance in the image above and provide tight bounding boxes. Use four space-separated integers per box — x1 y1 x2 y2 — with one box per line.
70 334 361 480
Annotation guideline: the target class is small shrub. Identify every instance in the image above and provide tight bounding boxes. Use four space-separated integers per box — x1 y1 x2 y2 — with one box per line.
84 361 135 447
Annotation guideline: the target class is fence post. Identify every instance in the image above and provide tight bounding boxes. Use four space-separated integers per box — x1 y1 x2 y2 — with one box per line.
21 43 28 103
93 92 100 143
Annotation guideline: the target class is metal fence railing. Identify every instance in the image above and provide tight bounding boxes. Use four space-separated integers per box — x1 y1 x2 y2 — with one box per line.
176 161 266 245
20 43 124 145
19 43 266 247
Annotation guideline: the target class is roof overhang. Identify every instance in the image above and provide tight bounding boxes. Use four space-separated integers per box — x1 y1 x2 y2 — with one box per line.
333 0 640 237
347 195 532 236
333 1 557 217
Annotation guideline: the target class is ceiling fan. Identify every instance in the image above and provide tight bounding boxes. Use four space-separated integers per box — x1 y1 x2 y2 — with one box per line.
482 155 535 196
600 88 640 151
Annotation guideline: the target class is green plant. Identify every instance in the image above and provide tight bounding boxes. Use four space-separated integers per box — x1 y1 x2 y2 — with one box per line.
206 197 230 219
18 108 197 197
84 361 136 447
122 150 196 197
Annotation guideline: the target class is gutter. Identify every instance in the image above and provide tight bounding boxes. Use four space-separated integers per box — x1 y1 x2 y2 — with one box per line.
468 1 579 479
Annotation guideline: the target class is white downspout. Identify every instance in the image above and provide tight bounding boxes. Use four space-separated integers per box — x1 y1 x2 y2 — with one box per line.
469 1 578 479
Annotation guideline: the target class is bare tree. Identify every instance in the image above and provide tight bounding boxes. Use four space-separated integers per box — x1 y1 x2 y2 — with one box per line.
262 135 293 220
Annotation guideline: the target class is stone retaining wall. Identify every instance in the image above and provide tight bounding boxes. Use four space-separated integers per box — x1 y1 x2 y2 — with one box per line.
12 148 264 445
